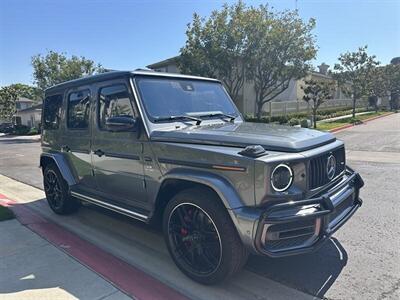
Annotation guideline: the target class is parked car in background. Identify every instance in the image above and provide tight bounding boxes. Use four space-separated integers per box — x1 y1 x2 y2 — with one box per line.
0 122 14 134
40 70 364 284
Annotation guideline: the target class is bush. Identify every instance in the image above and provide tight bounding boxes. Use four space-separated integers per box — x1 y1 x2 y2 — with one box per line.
288 118 300 126
12 125 30 135
27 127 39 135
244 106 371 124
300 118 309 128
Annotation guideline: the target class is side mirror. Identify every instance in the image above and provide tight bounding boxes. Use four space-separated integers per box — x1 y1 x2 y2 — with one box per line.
105 116 138 132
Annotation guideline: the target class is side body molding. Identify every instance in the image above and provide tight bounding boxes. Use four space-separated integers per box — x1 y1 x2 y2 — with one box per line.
40 153 77 186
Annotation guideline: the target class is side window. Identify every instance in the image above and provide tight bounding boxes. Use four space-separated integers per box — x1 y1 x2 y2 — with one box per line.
98 84 135 129
67 89 90 129
43 94 63 130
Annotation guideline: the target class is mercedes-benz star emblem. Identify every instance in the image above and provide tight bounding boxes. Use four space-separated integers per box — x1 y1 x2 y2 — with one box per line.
326 154 336 180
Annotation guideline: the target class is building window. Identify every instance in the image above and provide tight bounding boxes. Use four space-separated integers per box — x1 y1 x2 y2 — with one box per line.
98 84 134 129
43 94 63 130
67 90 90 129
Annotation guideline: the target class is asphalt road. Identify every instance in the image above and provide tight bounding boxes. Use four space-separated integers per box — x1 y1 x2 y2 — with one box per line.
0 113 399 299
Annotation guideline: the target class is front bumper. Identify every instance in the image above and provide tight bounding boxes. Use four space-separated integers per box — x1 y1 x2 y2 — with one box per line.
254 166 364 257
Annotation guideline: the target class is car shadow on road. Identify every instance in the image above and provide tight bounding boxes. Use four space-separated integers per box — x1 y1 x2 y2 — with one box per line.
246 237 348 298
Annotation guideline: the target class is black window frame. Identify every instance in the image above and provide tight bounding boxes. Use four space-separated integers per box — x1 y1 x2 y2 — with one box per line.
42 94 63 130
97 83 136 131
66 89 91 130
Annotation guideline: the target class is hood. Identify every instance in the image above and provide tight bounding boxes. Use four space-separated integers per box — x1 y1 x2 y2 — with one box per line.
150 122 336 153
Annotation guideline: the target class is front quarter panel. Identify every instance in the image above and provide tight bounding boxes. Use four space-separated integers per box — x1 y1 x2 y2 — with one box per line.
151 142 256 208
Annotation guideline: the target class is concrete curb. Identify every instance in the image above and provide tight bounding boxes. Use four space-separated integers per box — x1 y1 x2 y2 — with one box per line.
0 193 189 300
329 112 395 133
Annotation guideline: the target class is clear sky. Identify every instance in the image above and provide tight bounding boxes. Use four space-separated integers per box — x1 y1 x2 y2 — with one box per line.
0 0 399 87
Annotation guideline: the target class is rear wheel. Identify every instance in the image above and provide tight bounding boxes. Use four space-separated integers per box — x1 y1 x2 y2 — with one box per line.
43 163 79 214
163 188 248 284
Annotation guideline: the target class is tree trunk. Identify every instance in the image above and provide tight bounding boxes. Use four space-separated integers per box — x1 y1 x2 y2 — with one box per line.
313 108 317 129
255 89 264 120
352 96 356 119
256 101 264 120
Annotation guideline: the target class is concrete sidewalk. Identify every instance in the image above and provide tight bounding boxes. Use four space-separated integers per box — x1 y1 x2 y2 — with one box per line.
317 111 371 123
0 218 130 300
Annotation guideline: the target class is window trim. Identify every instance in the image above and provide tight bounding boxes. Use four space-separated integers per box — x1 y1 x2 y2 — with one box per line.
66 88 91 130
96 82 136 131
43 94 63 130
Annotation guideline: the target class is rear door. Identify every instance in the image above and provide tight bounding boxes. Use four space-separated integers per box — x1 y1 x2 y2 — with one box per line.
91 79 147 210
62 86 96 190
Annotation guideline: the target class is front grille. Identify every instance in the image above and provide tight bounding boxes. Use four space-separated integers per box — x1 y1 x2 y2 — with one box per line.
309 147 345 190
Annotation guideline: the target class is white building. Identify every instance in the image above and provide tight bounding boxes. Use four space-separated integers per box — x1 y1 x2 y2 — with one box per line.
14 103 42 128
0 97 42 128
1 97 35 124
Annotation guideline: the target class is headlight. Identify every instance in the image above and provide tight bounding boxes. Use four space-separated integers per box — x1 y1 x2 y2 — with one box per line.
271 164 293 192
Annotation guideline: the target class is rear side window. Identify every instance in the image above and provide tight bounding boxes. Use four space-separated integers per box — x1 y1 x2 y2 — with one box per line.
98 84 135 129
43 94 63 130
67 90 90 129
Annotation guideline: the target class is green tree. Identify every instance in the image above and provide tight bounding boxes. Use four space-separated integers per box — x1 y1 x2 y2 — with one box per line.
8 83 42 102
246 7 317 119
333 46 380 118
301 79 335 128
31 50 104 91
385 64 400 110
179 2 317 118
0 86 18 122
179 1 250 106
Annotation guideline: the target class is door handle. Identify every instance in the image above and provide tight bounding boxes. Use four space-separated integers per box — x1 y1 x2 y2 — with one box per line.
94 149 105 157
61 145 71 152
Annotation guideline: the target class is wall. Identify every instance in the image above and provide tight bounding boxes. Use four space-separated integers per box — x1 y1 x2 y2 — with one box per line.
15 110 41 127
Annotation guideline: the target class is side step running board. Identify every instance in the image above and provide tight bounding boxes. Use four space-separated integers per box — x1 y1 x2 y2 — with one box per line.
71 191 149 222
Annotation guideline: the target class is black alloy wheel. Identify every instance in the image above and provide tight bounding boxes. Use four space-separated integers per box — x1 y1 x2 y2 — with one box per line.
44 169 63 211
163 188 248 284
168 203 222 276
43 163 79 214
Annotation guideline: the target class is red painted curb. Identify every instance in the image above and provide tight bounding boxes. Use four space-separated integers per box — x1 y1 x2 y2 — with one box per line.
329 112 395 133
0 194 189 300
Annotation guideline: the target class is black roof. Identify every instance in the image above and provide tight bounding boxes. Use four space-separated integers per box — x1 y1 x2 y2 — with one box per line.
45 70 219 93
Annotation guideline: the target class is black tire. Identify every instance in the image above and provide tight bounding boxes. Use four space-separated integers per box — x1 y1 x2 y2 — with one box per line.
163 187 248 284
43 163 80 215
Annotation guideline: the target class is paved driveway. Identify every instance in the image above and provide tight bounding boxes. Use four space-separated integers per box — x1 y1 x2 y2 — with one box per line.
0 113 399 299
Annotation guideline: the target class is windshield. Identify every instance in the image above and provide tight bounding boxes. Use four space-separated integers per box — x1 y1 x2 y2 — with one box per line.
135 76 239 122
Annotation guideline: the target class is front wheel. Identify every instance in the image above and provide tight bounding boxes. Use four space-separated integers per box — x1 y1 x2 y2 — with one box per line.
163 188 248 284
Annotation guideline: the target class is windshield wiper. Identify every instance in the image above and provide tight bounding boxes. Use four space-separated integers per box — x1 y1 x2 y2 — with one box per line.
198 112 236 122
154 115 202 125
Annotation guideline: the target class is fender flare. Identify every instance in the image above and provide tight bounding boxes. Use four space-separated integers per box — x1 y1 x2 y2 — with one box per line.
159 168 244 210
157 168 259 250
40 153 77 186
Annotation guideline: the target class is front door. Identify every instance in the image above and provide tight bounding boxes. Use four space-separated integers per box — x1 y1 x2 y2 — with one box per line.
91 80 147 210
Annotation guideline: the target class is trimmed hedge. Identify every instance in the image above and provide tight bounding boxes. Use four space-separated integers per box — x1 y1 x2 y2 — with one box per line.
245 107 370 124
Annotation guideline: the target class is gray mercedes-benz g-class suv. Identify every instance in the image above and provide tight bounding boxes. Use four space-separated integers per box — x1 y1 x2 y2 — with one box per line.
40 70 363 284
